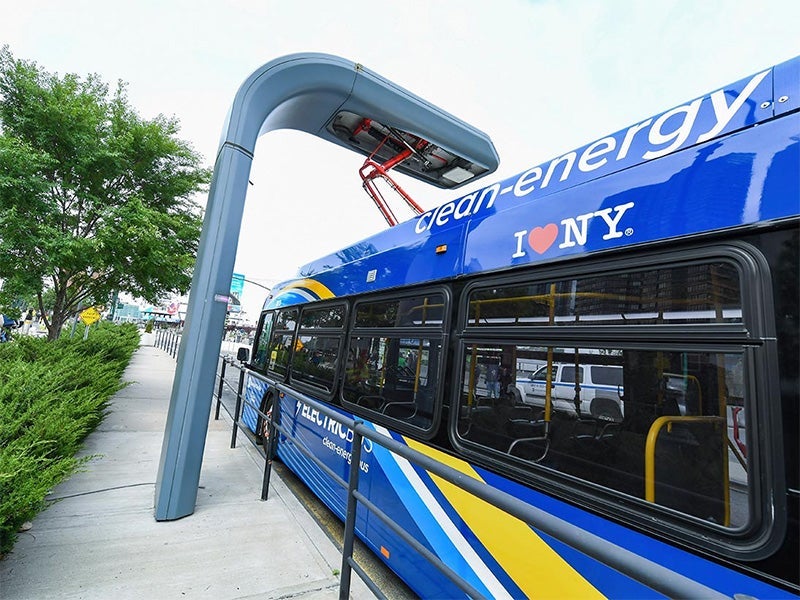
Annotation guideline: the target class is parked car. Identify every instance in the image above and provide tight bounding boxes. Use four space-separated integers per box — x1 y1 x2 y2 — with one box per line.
516 362 624 422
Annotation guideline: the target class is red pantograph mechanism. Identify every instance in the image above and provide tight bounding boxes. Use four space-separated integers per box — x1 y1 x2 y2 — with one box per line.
357 119 435 226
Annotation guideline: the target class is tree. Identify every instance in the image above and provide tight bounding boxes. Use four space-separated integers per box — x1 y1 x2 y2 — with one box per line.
0 47 211 340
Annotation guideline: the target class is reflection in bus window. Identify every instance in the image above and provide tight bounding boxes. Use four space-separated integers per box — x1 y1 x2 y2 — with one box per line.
252 311 274 372
467 262 741 326
291 335 341 392
457 343 749 528
268 334 294 377
266 308 298 377
275 309 298 330
300 305 345 329
289 303 346 393
343 336 437 431
354 293 445 328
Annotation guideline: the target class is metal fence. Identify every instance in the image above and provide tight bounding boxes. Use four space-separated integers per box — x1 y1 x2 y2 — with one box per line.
154 327 181 358
151 335 727 600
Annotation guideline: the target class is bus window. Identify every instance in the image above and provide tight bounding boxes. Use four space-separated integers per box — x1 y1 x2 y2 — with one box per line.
457 342 750 529
266 308 298 378
290 303 346 394
457 255 757 526
251 311 275 372
275 309 298 330
343 290 447 434
467 262 742 327
291 335 341 392
343 336 438 431
300 304 345 328
354 293 445 328
267 334 294 377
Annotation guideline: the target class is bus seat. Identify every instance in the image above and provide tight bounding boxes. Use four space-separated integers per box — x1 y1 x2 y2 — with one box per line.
357 395 386 411
571 418 620 442
506 418 548 458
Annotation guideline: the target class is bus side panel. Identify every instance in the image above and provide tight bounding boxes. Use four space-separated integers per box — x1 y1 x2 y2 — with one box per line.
361 431 671 598
241 375 270 433
255 386 797 598
299 219 467 297
274 395 361 523
361 425 510 599
275 400 498 599
473 467 798 599
462 117 799 273
394 437 799 599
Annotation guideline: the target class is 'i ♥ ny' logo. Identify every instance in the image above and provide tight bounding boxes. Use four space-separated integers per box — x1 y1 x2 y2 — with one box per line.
512 201 635 258
527 224 559 254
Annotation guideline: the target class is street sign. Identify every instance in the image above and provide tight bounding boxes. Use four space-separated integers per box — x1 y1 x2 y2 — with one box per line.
80 307 101 326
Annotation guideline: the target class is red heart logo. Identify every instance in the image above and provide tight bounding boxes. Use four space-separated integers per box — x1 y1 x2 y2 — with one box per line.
528 223 558 254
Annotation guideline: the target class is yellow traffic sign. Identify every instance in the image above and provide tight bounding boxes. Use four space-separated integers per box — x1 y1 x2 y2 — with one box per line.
80 307 101 326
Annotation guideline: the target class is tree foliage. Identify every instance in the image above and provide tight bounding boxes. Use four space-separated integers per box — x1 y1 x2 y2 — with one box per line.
0 47 210 339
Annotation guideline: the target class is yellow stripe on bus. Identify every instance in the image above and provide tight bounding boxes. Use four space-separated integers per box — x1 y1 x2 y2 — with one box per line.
283 278 335 299
405 438 603 599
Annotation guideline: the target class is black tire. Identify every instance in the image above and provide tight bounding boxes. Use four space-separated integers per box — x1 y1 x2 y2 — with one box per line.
256 393 275 446
590 397 623 423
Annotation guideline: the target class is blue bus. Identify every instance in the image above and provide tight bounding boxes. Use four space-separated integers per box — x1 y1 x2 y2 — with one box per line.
240 56 799 598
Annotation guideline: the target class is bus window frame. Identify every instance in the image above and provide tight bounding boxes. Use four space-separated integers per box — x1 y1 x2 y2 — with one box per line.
449 241 786 561
288 301 348 401
340 286 451 440
264 307 300 381
250 310 277 374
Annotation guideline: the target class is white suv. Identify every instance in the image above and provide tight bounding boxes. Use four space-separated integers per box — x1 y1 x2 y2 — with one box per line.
517 363 624 422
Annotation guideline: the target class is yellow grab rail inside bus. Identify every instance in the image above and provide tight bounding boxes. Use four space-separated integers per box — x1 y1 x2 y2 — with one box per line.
644 415 728 524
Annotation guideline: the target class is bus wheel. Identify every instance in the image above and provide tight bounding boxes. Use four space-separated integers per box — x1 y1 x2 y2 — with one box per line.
256 394 275 446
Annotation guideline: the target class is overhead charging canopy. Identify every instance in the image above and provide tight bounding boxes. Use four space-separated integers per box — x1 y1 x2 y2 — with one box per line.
154 53 499 521
327 110 491 188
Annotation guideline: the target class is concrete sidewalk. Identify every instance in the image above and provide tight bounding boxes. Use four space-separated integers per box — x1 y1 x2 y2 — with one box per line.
0 345 373 600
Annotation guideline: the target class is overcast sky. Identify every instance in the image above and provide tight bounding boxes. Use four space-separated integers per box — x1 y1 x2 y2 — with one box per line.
3 0 798 320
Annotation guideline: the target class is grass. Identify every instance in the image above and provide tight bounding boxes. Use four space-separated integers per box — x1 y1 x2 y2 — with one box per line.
0 322 140 556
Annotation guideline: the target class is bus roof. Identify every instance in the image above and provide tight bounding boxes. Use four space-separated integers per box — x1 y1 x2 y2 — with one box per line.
266 56 799 310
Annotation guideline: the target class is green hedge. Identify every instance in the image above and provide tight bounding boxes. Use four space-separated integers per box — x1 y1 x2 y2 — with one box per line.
0 322 140 556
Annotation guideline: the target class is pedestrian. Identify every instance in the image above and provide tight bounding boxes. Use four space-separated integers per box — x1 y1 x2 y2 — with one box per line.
22 309 34 335
499 365 512 394
485 363 500 398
